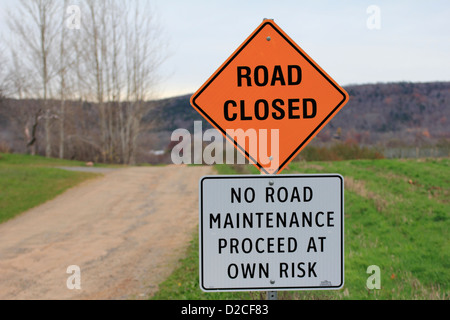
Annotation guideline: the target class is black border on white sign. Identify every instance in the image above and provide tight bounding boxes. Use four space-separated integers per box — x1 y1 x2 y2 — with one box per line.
199 174 344 292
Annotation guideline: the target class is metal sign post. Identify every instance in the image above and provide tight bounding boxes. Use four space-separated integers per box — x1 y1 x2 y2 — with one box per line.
261 171 278 300
267 290 278 300
192 19 348 299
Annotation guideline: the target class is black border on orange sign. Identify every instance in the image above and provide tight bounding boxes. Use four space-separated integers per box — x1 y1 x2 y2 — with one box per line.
190 20 349 174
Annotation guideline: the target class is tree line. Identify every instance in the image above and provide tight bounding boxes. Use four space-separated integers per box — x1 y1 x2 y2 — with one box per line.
0 0 166 164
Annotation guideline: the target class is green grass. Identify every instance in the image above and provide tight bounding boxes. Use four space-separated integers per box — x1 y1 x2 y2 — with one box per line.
0 153 101 224
0 152 86 167
152 158 449 300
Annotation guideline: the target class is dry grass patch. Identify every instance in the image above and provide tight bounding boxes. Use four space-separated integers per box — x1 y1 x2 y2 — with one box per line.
344 177 389 212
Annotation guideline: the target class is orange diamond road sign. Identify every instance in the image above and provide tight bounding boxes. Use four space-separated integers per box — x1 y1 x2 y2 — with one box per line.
190 20 349 174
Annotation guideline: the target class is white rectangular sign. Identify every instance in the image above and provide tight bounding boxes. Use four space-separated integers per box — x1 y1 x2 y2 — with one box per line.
199 174 344 292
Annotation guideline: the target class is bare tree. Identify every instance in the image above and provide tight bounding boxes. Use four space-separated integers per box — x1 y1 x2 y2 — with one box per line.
82 0 109 161
80 0 166 164
3 45 42 155
56 0 75 159
2 0 167 163
122 1 166 164
5 50 30 99
104 0 126 163
0 45 8 98
24 108 43 156
6 0 59 158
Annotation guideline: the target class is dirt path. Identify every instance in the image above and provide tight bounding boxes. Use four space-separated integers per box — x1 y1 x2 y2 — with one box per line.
0 165 213 300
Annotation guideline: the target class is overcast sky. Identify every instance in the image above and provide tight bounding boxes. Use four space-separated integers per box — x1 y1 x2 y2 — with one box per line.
1 0 450 98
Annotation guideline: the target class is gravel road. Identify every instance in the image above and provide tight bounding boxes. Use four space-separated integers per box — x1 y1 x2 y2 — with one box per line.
0 165 212 300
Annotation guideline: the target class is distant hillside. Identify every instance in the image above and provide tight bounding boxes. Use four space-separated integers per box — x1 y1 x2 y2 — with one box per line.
145 81 450 147
1 81 449 163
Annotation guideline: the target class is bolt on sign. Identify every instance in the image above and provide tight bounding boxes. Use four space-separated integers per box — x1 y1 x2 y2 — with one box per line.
190 20 349 174
199 175 344 292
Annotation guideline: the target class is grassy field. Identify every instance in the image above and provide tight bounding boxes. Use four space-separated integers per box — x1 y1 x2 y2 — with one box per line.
0 153 101 224
152 158 449 300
